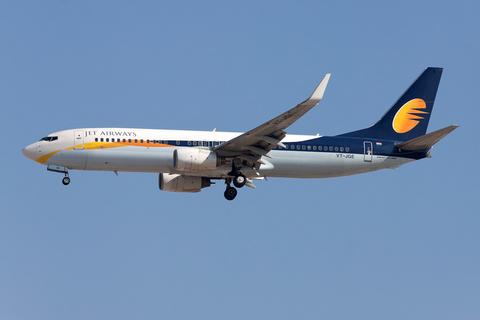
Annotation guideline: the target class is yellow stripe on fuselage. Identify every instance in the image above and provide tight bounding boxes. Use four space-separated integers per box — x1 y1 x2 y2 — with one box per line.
36 150 61 164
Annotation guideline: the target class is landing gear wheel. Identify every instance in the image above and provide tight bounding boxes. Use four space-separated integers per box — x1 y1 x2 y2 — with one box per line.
224 186 237 201
233 174 246 188
62 177 71 185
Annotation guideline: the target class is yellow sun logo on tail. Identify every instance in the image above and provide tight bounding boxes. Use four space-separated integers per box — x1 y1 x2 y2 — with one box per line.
392 99 429 133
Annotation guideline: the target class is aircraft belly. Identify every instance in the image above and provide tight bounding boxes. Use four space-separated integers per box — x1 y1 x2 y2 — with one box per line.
84 147 174 172
269 151 346 178
267 152 414 178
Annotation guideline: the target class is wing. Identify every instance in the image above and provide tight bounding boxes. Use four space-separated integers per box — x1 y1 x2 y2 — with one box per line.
214 74 331 167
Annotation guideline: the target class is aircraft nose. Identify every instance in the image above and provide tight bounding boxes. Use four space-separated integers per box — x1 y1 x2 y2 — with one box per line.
22 144 37 161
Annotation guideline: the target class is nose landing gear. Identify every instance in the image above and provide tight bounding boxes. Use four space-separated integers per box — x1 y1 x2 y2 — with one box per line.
62 175 70 185
47 165 70 186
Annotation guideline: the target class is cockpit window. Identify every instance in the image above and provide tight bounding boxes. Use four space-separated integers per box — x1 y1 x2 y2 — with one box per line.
39 136 58 142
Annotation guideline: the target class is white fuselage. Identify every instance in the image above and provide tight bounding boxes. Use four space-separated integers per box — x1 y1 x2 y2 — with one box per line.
22 128 414 179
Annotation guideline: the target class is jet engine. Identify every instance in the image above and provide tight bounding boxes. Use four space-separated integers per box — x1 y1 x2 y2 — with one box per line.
173 148 218 172
159 173 212 193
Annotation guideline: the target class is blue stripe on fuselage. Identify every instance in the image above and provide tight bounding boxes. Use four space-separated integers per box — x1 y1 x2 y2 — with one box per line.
270 136 428 160
93 136 429 160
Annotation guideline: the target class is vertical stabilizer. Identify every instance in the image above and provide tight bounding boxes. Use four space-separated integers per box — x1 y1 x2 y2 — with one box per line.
338 67 443 142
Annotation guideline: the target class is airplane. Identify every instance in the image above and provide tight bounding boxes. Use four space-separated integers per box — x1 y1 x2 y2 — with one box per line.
22 67 458 201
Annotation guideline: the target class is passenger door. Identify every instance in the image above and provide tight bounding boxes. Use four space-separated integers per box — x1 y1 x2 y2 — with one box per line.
74 131 84 150
364 141 373 162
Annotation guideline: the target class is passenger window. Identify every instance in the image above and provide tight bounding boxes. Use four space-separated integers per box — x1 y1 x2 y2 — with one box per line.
335 147 338 151
101 138 104 142
135 139 138 143
128 139 131 143
340 147 344 152
346 147 350 152
302 145 306 150
106 138 109 142
123 139 126 143
176 141 180 145
296 145 301 150
307 145 311 150
95 138 98 142
313 146 317 151
290 145 294 150
141 139 144 143
188 141 191 146
329 146 333 151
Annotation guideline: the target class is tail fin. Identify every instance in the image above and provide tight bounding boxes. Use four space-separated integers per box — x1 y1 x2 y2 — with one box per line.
338 67 443 142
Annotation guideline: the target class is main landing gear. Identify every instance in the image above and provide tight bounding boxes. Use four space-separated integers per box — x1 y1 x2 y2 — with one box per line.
223 168 247 201
233 173 246 188
224 184 237 201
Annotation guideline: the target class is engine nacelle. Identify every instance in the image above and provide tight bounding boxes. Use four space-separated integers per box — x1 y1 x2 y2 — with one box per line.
159 173 212 193
174 148 218 172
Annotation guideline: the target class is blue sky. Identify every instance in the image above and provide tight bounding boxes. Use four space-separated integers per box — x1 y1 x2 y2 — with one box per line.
1 1 479 319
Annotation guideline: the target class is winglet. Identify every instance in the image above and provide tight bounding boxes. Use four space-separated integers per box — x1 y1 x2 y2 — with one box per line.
306 73 331 104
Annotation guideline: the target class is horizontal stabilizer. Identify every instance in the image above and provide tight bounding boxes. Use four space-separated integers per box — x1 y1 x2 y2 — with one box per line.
396 125 458 150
